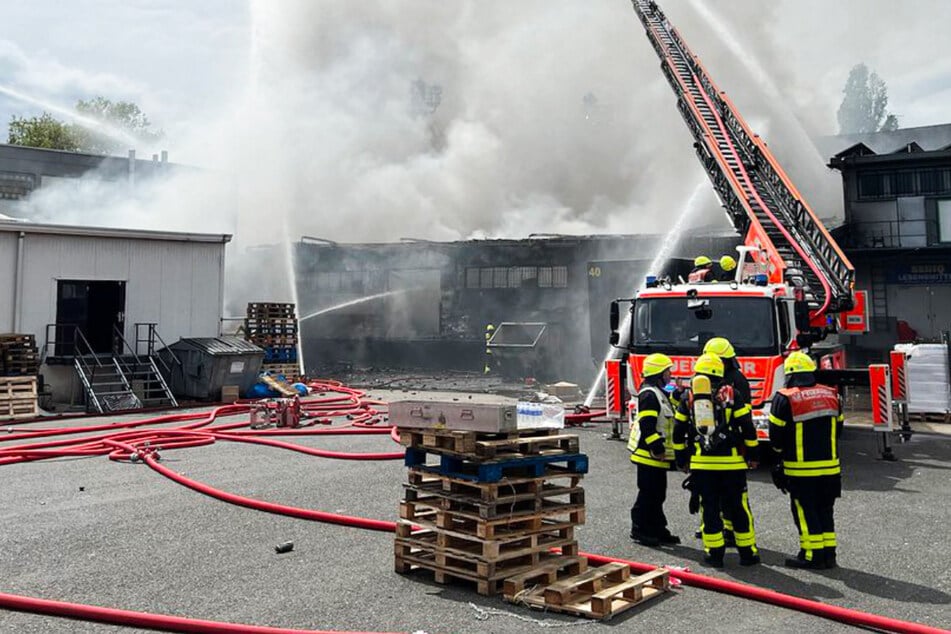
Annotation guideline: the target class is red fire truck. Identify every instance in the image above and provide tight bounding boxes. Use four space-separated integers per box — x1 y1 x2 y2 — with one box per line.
603 1 869 440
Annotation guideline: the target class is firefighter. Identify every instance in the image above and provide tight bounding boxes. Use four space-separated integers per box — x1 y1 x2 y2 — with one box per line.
768 351 844 570
673 353 760 568
688 256 714 283
484 324 495 374
717 255 737 282
695 337 752 545
628 353 681 547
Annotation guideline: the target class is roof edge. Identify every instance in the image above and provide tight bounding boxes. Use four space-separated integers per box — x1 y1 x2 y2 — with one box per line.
0 219 231 243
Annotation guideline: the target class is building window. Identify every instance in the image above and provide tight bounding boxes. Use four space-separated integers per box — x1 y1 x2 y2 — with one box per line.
895 171 916 196
919 170 940 194
480 268 493 288
538 267 552 288
466 268 480 288
939 200 951 243
0 171 35 200
552 266 568 287
858 172 887 198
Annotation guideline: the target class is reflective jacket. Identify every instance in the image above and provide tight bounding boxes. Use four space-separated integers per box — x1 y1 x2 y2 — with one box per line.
672 384 758 471
768 383 843 477
628 384 676 468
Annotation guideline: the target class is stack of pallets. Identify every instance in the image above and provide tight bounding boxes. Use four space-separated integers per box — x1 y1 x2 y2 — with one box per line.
245 303 300 381
0 376 38 421
0 333 40 377
395 427 590 596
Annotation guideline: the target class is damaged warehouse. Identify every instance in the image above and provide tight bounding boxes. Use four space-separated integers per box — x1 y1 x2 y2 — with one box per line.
293 233 737 384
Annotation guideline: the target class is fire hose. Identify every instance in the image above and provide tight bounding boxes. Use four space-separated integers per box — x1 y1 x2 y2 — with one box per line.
0 381 945 634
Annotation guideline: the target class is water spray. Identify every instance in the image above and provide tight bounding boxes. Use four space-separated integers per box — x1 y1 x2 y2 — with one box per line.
582 177 710 409
0 84 140 150
298 289 415 322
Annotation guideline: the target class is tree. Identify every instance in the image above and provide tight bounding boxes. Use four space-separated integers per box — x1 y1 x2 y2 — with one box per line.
6 97 162 154
73 97 163 154
8 112 82 151
837 63 900 134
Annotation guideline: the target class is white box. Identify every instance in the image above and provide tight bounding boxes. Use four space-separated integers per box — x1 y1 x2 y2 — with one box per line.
516 401 565 429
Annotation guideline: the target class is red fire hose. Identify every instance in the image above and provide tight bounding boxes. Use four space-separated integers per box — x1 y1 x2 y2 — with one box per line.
0 381 946 634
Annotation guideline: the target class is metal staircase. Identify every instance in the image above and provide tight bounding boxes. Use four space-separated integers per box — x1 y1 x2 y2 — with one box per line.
71 330 141 413
632 0 855 320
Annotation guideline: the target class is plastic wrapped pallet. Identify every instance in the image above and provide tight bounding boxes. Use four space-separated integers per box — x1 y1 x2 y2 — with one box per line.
895 343 951 414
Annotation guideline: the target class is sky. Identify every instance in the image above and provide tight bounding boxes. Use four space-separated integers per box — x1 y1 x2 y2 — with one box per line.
1 0 950 244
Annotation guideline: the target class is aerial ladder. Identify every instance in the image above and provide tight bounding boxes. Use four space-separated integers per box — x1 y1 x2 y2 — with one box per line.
632 0 855 332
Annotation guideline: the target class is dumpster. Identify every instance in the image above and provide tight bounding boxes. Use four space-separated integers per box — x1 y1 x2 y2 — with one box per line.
158 337 264 400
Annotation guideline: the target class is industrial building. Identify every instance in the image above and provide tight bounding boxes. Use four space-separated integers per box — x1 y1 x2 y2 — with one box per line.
821 124 951 364
0 218 230 404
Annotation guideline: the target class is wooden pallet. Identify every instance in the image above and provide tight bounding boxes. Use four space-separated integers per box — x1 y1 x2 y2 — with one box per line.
0 334 36 345
0 376 37 399
407 468 583 503
907 411 950 423
405 450 588 482
260 374 298 397
399 428 576 460
395 550 585 596
261 364 301 382
403 481 585 519
396 523 578 561
400 501 585 540
504 563 670 620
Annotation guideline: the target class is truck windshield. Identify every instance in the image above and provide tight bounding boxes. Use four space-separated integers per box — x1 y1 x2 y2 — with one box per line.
632 297 777 355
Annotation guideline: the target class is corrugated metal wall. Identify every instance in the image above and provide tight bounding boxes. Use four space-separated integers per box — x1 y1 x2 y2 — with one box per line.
0 232 17 332
8 232 223 348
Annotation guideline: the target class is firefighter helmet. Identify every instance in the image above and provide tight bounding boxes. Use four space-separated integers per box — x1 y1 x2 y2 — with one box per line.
693 255 712 267
485 324 495 331
694 353 724 378
703 337 735 359
719 255 737 272
784 351 817 375
642 353 674 378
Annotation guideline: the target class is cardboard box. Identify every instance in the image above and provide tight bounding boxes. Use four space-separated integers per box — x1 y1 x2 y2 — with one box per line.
221 385 240 403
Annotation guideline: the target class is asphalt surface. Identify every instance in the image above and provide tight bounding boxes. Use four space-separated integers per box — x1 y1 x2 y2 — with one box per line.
1 392 949 633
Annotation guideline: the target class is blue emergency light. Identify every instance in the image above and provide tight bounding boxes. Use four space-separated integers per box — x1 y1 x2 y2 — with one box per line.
645 275 659 288
754 274 768 286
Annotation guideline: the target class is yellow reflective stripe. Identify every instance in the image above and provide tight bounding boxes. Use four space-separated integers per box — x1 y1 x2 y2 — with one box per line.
702 532 725 549
783 458 840 469
822 532 837 548
831 418 838 459
630 448 670 469
794 499 813 555
795 422 804 463
744 439 759 448
674 411 689 422
643 433 661 445
735 492 756 550
785 466 841 477
637 409 659 419
734 404 751 417
691 455 746 464
690 460 747 471
670 442 686 450
768 413 786 427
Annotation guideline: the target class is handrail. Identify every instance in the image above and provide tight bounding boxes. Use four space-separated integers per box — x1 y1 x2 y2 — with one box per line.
112 325 142 365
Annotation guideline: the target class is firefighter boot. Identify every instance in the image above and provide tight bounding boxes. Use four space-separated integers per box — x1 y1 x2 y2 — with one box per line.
659 530 681 545
785 549 824 570
824 547 837 569
723 530 736 548
703 546 725 568
738 546 760 566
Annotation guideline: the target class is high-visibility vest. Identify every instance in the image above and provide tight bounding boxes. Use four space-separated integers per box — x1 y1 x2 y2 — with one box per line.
628 384 675 461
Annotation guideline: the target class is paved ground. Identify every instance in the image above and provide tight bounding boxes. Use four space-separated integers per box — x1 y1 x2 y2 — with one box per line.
1 391 949 633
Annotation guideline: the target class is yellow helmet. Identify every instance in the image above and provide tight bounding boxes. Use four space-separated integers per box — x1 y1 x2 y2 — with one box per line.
719 255 737 272
694 255 712 267
703 337 735 359
784 351 817 375
694 353 724 378
485 324 495 331
642 353 674 378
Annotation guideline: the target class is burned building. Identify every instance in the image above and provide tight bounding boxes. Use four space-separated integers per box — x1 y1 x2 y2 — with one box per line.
293 233 737 384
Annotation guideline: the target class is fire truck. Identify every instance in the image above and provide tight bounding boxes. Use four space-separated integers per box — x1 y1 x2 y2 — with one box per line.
603 0 870 441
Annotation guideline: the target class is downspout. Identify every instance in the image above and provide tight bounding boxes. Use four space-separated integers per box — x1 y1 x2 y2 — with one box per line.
13 231 25 332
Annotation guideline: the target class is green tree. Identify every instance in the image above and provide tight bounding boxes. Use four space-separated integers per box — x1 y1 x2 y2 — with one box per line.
73 97 163 154
8 112 82 151
837 63 900 134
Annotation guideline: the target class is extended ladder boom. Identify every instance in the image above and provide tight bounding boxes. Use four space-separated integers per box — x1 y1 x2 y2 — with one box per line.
632 0 855 319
